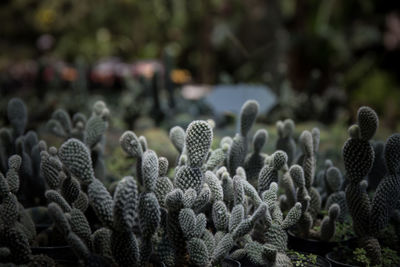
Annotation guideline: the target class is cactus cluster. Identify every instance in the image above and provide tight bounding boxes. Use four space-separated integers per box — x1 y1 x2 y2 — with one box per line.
342 106 400 265
0 154 55 265
47 100 110 181
0 98 46 207
1 98 399 266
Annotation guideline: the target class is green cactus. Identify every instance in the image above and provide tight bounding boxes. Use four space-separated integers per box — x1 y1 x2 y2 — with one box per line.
59 138 95 185
325 167 347 222
370 134 400 235
258 150 288 194
113 176 138 231
7 98 27 137
245 129 268 182
276 119 296 166
299 130 321 220
142 150 159 192
111 230 139 267
87 178 114 228
320 203 340 241
169 126 185 154
185 120 213 168
343 106 382 265
228 100 259 175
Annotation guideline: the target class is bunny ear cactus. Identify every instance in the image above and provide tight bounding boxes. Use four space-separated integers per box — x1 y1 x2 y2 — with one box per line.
0 192 32 265
49 202 114 266
120 130 145 186
87 179 114 228
370 134 400 235
111 230 139 266
6 155 21 194
120 131 143 159
343 106 382 265
0 129 13 172
276 119 296 166
7 98 27 137
46 109 72 139
228 100 259 175
325 167 347 222
165 189 186 262
244 184 301 266
113 176 138 231
299 130 321 220
221 171 234 208
169 126 185 154
258 150 287 194
368 141 387 190
320 203 340 241
343 107 376 236
289 165 313 237
185 120 213 168
139 135 148 152
205 146 228 171
138 192 161 264
175 121 212 194
245 129 268 182
59 138 95 185
280 164 297 210
142 150 159 192
254 182 302 251
61 176 81 204
205 171 224 203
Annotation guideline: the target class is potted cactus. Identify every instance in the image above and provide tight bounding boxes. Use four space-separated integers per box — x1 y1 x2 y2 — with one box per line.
1 98 399 266
326 106 400 266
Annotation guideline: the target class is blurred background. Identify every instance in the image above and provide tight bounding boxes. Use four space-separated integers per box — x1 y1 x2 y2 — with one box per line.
1 0 400 177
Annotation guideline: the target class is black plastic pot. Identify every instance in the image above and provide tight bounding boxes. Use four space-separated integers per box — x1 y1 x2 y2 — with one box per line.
325 252 358 267
236 257 262 267
287 230 356 256
31 245 78 265
149 257 167 267
35 223 51 234
222 258 241 267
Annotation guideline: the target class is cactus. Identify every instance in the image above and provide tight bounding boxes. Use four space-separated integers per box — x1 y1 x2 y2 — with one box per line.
0 157 37 264
370 134 400 235
59 138 94 185
2 97 400 267
175 121 212 194
315 159 333 200
227 100 259 175
245 129 268 182
299 130 321 220
290 165 313 237
258 150 288 194
7 98 27 137
276 119 296 165
46 102 109 181
120 130 145 186
0 99 46 207
169 126 185 154
325 167 347 222
113 176 138 231
230 182 301 266
320 203 340 241
343 106 382 265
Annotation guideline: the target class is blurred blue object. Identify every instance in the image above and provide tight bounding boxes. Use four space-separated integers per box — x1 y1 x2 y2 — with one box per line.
205 84 277 116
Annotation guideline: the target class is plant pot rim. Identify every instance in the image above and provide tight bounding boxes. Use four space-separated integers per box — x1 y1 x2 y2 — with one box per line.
325 251 358 267
223 257 241 267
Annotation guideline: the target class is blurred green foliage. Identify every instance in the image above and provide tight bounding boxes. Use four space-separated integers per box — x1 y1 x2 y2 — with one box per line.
1 0 400 125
